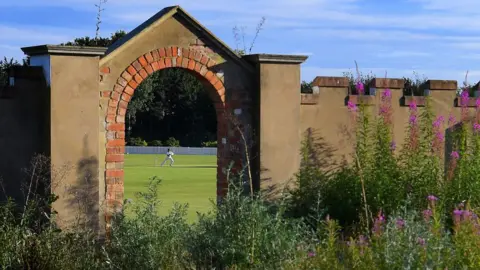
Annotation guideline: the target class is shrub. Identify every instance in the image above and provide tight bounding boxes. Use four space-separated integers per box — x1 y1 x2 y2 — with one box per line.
187 184 310 269
201 140 217 147
402 71 428 96
128 137 148 146
105 177 191 269
165 137 180 147
149 140 163 146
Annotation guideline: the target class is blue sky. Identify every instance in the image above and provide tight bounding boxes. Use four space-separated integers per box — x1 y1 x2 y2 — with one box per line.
1 0 480 85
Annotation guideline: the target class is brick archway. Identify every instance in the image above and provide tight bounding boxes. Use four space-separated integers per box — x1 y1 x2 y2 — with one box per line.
103 46 230 218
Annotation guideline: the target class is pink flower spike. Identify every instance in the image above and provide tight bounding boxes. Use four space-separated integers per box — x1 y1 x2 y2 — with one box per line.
450 151 460 159
474 123 480 132
461 90 470 106
409 115 418 125
355 81 365 94
347 101 357 111
409 100 417 111
433 116 444 128
448 114 457 126
427 195 438 201
382 89 392 99
423 209 433 221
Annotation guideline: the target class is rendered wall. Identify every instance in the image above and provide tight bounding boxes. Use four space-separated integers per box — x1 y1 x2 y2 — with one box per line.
300 77 463 168
244 58 304 191
49 55 101 229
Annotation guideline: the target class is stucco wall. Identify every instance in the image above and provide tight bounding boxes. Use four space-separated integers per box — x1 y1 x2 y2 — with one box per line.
300 78 463 169
49 55 101 229
256 62 302 189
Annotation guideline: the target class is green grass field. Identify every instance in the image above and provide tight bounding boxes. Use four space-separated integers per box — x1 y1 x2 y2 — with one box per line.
124 154 217 221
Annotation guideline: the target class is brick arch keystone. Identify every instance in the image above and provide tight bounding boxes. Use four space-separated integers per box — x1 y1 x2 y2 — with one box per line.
103 46 238 223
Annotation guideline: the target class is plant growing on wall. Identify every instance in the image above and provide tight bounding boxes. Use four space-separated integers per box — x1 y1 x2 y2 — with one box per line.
343 61 376 95
457 70 478 97
232 16 266 56
403 71 428 96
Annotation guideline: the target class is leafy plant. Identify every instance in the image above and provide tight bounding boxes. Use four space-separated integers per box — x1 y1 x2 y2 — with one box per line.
165 137 180 147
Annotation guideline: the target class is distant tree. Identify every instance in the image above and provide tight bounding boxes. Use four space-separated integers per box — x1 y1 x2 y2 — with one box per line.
301 80 313 93
0 57 21 88
130 68 217 146
61 30 127 47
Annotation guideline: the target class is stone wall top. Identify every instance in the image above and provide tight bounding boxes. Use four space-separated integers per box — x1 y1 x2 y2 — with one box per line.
311 76 349 88
423 80 457 91
370 78 404 89
21 45 107 57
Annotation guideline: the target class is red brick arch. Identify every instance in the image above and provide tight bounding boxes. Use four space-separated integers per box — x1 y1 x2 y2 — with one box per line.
103 46 230 218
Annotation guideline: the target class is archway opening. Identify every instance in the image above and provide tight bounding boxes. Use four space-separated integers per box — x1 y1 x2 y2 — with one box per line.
122 67 222 220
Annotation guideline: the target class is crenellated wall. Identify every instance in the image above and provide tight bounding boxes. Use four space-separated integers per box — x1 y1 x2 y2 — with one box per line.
299 76 478 168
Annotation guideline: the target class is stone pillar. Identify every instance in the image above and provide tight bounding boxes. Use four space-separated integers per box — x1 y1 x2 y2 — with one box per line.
243 54 308 192
21 45 106 230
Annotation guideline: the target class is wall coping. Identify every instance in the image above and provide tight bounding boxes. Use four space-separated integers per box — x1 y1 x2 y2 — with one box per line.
422 80 457 90
21 45 107 57
312 76 349 88
243 54 308 64
370 78 404 89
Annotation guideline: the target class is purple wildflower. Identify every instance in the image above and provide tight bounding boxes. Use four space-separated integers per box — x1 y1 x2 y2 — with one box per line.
308 251 316 258
463 210 473 219
347 101 357 112
450 151 460 159
476 98 480 109
396 218 405 229
433 116 444 128
453 209 463 224
356 81 364 94
423 209 432 222
409 100 417 111
358 235 367 246
448 114 457 126
373 212 385 236
409 115 418 125
427 195 438 202
435 131 445 143
474 123 480 132
380 106 389 114
382 88 392 99
390 141 396 151
461 90 470 106
417 237 426 246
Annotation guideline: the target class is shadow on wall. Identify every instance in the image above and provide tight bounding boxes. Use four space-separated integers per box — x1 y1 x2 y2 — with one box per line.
302 128 340 170
261 128 340 201
67 134 99 231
